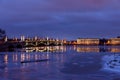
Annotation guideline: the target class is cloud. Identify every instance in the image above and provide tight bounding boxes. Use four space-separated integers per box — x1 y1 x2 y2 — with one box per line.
0 0 120 39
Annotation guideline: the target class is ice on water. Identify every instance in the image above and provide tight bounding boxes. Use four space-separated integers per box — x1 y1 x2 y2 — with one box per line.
102 54 120 72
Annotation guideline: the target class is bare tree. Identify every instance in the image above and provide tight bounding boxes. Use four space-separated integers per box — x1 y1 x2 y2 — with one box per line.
0 28 6 39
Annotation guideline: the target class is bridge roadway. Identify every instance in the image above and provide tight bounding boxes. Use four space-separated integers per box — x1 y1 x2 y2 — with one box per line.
5 40 64 48
25 40 64 47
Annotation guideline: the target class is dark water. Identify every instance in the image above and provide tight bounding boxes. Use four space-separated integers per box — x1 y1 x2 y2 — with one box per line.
0 46 120 80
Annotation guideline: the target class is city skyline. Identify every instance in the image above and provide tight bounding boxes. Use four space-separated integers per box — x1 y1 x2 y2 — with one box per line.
0 0 120 40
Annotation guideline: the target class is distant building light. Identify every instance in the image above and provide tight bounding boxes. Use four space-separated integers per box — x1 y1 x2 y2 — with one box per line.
4 36 8 42
21 35 25 41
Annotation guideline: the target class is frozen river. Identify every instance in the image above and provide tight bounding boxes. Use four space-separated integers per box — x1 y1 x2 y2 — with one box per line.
0 46 120 80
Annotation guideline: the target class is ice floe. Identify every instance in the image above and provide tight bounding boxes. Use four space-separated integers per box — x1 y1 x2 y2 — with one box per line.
102 54 120 72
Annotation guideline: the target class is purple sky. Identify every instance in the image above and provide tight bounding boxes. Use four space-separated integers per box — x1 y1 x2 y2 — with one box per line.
0 0 120 40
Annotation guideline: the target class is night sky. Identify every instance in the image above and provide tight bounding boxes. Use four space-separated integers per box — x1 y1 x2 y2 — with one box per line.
0 0 120 40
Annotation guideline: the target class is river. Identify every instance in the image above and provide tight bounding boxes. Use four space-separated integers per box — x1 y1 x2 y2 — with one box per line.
0 46 120 80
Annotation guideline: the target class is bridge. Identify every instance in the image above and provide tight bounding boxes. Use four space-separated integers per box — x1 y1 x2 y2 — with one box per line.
25 40 64 47
4 39 64 49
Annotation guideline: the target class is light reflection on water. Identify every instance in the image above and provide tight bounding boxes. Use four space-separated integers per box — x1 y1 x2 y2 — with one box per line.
22 46 67 53
0 46 120 80
18 46 120 53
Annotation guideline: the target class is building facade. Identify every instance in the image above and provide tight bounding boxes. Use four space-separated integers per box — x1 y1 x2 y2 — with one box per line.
107 38 120 45
77 38 100 45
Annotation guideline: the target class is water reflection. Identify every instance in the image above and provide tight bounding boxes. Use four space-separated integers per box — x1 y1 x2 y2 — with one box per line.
0 46 120 80
22 46 66 53
20 46 120 53
0 52 67 80
76 46 99 52
76 46 120 53
4 54 8 64
1 52 66 67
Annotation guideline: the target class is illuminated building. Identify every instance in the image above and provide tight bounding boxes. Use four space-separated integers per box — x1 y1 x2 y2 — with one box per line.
77 38 99 45
71 40 77 45
21 35 25 41
4 36 8 42
63 39 67 44
34 36 38 41
107 38 120 45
